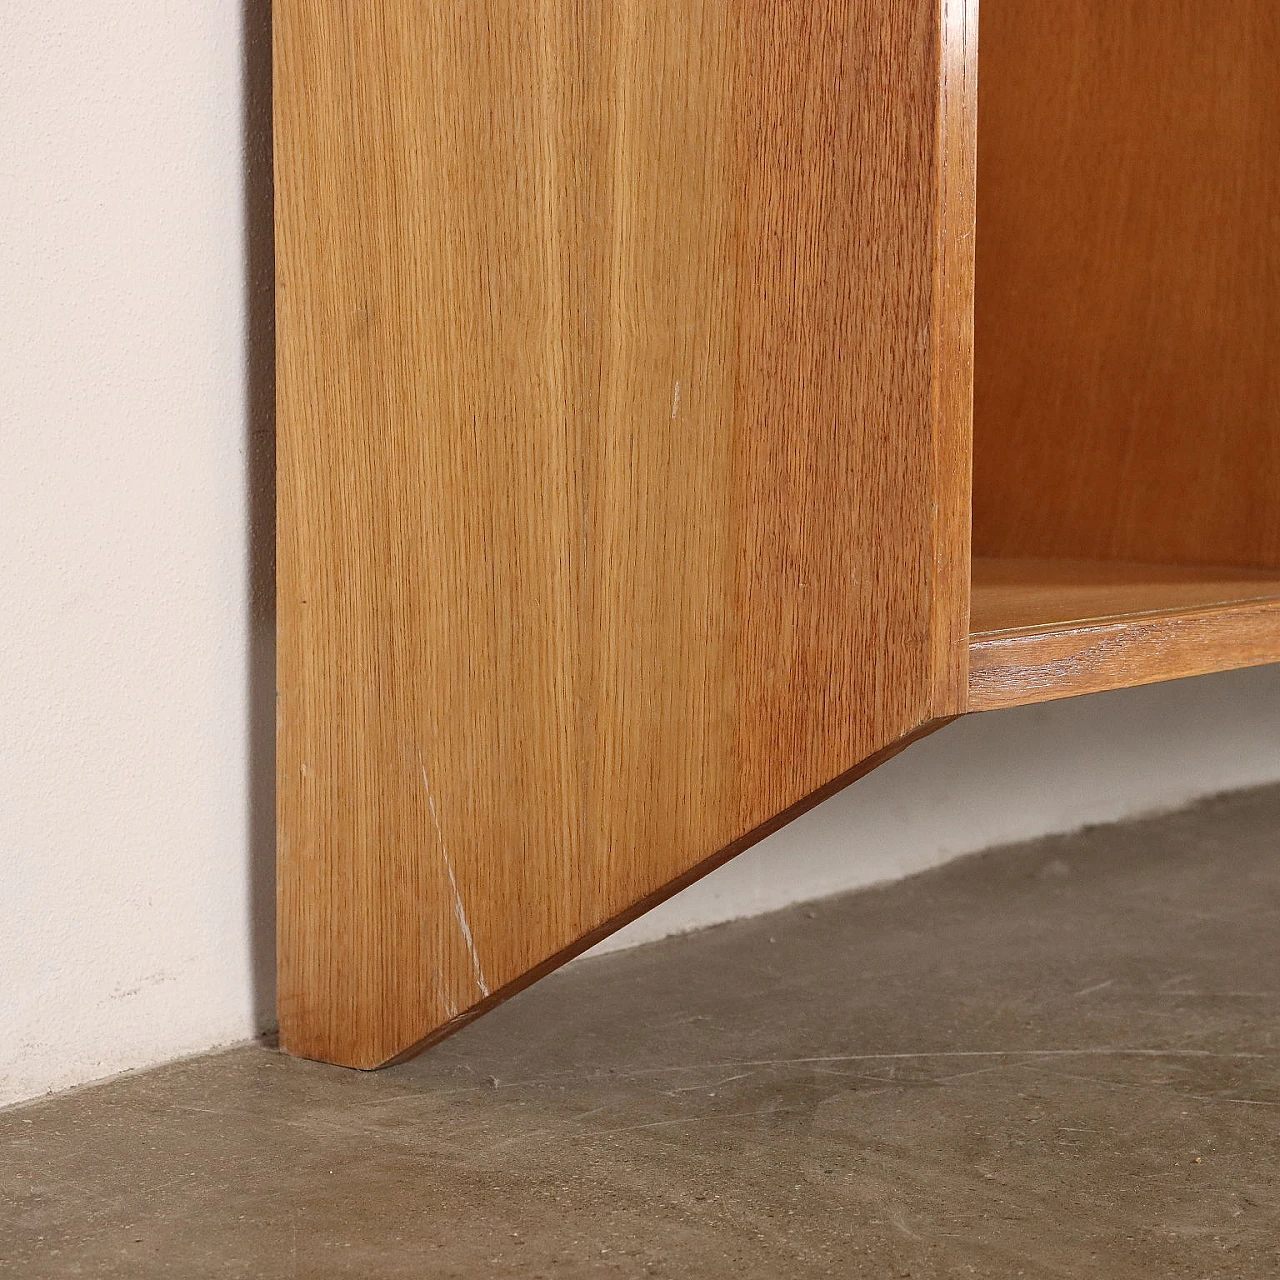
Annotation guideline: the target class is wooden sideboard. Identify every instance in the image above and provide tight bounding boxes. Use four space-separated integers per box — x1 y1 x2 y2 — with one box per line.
274 1 1280 1068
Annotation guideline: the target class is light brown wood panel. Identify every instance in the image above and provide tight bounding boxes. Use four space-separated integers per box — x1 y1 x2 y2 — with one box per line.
972 558 1280 637
974 1 1280 567
276 1 977 1068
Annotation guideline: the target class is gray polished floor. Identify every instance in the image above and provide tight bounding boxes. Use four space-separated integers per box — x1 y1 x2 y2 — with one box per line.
5 786 1280 1277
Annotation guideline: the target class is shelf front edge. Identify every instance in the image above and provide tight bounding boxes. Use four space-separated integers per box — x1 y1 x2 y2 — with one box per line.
968 599 1280 712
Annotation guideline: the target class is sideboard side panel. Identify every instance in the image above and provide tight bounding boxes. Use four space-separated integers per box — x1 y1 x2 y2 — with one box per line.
276 0 974 1067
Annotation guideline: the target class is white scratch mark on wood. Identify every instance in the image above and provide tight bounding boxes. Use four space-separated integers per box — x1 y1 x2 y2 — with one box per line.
671 379 681 419
417 750 489 997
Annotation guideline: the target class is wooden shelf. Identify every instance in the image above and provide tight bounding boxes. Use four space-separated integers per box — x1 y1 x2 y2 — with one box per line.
969 559 1280 712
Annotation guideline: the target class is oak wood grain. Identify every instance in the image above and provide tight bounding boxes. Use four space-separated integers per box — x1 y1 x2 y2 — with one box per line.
275 0 977 1067
969 558 1280 710
974 0 1280 567
972 558 1280 636
970 601 1280 712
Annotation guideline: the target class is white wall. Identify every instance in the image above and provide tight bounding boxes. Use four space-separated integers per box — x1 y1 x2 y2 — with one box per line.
3 4 1279 1109
0 2 275 1108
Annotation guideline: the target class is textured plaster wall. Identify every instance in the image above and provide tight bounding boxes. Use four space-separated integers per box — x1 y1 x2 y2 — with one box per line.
1 2 275 1107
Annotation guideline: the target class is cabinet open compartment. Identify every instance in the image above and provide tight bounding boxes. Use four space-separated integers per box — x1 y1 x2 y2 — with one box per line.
967 1 1280 711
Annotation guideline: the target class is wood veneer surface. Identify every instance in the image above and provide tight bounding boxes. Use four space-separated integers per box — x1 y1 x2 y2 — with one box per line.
971 558 1280 636
969 558 1280 710
275 1 977 1068
974 1 1280 568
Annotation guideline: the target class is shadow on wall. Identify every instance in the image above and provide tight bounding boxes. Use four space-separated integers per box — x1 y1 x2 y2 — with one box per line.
244 0 276 1037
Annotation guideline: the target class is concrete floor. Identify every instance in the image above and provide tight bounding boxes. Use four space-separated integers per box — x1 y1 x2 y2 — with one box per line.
5 787 1280 1278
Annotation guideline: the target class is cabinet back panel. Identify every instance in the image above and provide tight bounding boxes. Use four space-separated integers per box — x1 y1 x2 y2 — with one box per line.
974 0 1280 567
